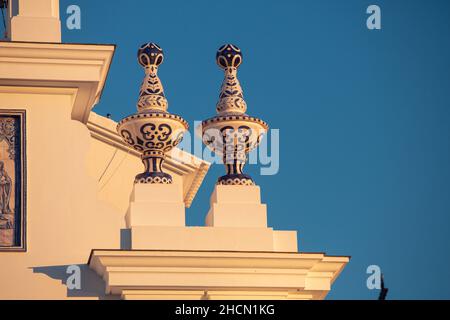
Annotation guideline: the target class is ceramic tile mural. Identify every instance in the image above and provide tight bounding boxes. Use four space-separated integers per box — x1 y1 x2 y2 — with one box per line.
0 110 26 251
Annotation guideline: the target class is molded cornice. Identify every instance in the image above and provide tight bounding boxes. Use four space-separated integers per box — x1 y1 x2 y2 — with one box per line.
0 41 115 123
89 249 350 300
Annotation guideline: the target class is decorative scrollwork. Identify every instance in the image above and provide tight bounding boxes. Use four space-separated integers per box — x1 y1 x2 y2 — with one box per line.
139 122 174 149
140 123 156 140
0 118 17 160
220 125 254 158
157 124 172 141
120 129 134 145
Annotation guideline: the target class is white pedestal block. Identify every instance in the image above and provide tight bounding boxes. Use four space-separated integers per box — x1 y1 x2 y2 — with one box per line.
10 17 61 43
131 226 298 252
273 231 298 252
210 185 261 205
126 184 298 252
125 184 185 228
131 226 275 251
8 0 62 43
130 183 183 203
205 185 267 228
205 203 267 228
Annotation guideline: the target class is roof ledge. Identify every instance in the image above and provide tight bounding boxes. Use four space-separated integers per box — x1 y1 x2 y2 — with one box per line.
89 249 349 300
0 41 115 123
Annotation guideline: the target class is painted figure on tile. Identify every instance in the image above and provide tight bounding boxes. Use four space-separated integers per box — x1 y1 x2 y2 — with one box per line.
0 161 12 220
0 113 25 250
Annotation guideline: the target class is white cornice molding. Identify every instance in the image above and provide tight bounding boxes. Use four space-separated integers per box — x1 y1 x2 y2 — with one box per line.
89 250 350 300
0 41 115 123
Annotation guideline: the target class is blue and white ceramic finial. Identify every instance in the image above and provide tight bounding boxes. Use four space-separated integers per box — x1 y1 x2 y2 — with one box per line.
117 43 188 184
137 42 168 113
202 44 268 186
215 44 247 115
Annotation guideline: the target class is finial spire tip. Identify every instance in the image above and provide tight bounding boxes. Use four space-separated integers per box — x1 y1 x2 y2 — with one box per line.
216 44 243 69
138 43 164 67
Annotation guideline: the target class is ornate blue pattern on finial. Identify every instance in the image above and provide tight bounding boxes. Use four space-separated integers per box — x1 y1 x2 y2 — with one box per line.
215 44 247 115
137 42 168 112
216 44 242 69
138 43 164 67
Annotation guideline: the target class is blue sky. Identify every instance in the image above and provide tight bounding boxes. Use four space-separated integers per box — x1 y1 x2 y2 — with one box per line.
11 0 450 299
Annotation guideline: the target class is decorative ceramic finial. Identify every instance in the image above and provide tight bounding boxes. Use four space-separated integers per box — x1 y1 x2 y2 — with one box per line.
137 43 168 112
117 43 188 184
215 44 247 115
202 44 268 186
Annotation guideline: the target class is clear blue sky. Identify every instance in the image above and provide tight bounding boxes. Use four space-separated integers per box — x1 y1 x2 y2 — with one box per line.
15 0 450 299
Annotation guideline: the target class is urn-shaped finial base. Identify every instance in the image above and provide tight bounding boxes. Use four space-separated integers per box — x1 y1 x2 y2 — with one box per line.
118 43 188 185
202 44 268 186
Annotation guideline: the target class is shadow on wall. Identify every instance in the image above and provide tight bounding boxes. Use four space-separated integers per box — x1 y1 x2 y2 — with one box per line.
31 264 118 300
31 229 131 299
